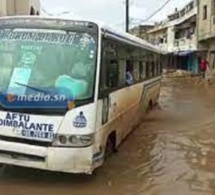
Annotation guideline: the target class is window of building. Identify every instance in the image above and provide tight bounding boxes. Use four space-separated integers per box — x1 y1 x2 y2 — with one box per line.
181 9 185 17
190 2 194 10
30 6 35 15
175 31 180 39
203 5 207 20
164 34 167 43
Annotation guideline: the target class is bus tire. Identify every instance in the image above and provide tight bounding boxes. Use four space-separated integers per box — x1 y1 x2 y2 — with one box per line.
104 132 117 159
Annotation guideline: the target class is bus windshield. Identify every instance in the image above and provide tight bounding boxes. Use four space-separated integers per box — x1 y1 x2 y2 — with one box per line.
0 28 97 108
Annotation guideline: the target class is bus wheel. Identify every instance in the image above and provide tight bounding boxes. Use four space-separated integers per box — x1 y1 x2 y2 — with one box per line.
105 132 117 159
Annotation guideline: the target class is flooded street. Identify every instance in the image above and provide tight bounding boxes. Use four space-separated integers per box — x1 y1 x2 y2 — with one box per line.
1 77 215 195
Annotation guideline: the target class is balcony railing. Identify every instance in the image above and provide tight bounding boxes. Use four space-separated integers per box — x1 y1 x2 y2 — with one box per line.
174 35 197 51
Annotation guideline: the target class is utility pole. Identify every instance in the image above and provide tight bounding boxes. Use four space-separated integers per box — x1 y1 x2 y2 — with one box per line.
126 0 129 33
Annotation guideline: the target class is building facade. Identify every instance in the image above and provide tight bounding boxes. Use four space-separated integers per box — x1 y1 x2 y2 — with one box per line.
147 21 169 53
0 0 40 16
129 25 154 41
198 0 215 73
146 0 199 73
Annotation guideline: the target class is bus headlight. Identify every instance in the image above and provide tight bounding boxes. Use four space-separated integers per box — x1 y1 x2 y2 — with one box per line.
53 134 94 147
59 135 67 145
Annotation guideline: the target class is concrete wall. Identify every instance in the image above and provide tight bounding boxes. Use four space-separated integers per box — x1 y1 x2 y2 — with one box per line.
0 0 40 16
14 0 30 15
130 25 154 41
15 0 40 15
198 0 213 41
7 0 16 16
197 0 215 74
167 26 175 52
0 0 7 16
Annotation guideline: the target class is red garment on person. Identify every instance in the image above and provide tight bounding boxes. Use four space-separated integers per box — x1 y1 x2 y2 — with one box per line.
200 60 207 71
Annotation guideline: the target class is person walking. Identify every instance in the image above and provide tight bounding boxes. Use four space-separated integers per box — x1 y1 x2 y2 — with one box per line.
200 58 208 79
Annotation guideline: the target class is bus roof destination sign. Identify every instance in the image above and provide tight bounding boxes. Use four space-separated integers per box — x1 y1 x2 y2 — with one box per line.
0 18 96 30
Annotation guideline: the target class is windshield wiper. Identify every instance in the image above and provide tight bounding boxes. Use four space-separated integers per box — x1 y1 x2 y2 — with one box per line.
15 82 73 100
15 82 51 94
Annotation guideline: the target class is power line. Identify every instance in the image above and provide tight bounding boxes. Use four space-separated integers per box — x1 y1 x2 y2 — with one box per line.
141 0 172 23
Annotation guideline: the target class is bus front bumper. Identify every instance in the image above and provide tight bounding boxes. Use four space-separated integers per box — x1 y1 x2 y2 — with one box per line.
0 140 95 174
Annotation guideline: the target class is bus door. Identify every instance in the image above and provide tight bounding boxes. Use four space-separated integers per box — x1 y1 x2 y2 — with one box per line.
100 57 123 142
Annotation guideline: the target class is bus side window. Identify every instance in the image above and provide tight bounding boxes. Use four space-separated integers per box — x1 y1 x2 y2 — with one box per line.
151 62 155 77
156 59 159 76
146 62 149 78
139 61 143 80
132 48 140 82
100 50 108 92
160 61 163 75
140 49 147 80
157 55 160 76
126 60 134 85
157 55 161 76
133 61 139 82
149 62 152 78
99 38 119 94
107 59 119 88
160 56 163 75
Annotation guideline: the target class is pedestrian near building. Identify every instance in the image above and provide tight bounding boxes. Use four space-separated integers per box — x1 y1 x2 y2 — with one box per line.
200 58 208 79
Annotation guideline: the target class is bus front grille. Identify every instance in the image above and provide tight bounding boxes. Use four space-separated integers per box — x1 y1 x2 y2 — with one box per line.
0 135 52 147
0 150 45 162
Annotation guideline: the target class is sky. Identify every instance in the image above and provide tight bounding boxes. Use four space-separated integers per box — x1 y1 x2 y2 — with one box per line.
41 0 191 31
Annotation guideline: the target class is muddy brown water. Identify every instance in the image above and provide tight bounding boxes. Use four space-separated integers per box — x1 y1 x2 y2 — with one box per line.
0 77 215 195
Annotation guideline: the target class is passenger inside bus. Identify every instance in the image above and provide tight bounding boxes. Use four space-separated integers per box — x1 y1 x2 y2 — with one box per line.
126 61 134 85
55 36 96 100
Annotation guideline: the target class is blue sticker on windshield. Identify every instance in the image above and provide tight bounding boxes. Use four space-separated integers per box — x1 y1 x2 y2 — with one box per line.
73 112 87 128
7 67 32 96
